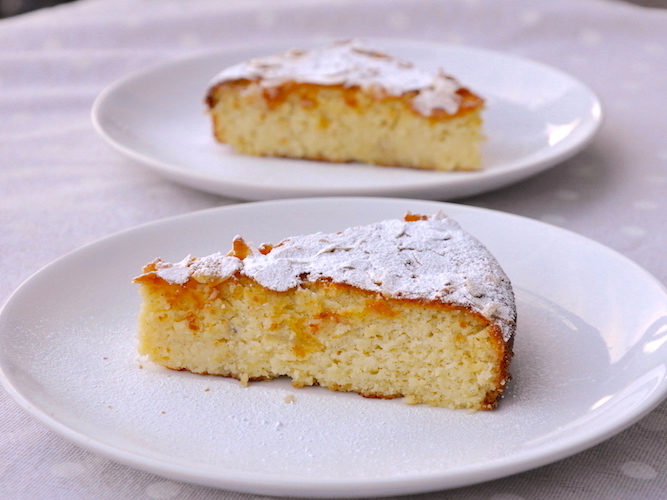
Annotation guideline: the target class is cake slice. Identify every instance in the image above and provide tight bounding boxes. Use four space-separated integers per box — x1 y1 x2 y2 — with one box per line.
205 40 485 171
134 213 515 410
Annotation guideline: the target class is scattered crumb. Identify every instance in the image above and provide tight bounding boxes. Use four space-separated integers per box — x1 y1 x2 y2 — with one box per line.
138 365 144 369
103 357 108 360
284 394 296 404
204 388 211 392
161 411 166 414
107 405 113 409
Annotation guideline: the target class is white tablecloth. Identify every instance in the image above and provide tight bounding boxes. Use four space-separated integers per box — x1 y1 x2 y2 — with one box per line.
1 0 667 498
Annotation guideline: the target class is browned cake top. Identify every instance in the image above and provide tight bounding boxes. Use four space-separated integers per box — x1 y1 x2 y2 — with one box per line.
208 39 481 117
142 213 516 342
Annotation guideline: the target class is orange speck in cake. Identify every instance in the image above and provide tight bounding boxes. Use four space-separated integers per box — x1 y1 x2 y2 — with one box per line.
365 297 400 317
230 237 252 260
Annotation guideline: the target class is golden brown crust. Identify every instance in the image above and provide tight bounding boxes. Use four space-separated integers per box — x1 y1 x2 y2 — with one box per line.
137 267 498 324
480 324 514 410
205 80 484 123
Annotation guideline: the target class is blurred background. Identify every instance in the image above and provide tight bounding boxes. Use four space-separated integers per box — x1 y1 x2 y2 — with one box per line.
1 0 666 18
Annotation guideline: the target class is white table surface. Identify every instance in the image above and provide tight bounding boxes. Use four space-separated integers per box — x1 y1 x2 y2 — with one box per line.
1 0 666 498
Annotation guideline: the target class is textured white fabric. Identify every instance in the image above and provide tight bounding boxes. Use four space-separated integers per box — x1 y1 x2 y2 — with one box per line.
1 0 666 498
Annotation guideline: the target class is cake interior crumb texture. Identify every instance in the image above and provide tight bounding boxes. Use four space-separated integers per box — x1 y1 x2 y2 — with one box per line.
205 40 485 171
134 213 515 410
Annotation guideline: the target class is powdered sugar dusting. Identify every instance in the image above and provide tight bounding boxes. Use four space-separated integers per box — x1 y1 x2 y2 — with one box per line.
154 253 242 285
209 39 463 116
148 213 516 341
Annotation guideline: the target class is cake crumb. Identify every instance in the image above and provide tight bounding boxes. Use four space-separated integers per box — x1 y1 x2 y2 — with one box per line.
204 388 211 392
284 394 296 404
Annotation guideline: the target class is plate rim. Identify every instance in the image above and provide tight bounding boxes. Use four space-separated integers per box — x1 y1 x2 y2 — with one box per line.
2 197 665 498
91 37 604 201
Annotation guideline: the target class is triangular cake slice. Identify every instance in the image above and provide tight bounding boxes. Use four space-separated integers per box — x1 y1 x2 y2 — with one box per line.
205 39 485 171
134 213 516 410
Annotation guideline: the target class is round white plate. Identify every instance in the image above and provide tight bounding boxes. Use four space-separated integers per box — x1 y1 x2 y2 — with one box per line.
92 39 603 201
2 198 666 498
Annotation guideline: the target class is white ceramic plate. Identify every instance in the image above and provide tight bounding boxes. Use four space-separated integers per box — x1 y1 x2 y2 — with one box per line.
2 198 666 498
92 39 603 201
